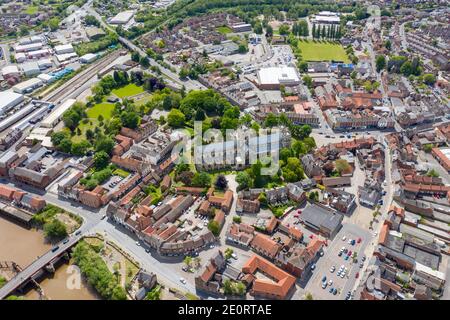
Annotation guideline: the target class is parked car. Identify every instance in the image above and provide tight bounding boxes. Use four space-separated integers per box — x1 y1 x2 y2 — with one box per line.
322 282 327 289
357 238 362 244
75 230 82 236
333 288 337 295
328 280 333 286
311 263 316 270
330 266 336 273
342 236 347 241
355 272 359 279
231 253 238 260
321 276 327 283
180 277 186 284
329 287 334 293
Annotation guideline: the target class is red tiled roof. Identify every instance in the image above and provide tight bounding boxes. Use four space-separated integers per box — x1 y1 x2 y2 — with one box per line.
242 255 296 299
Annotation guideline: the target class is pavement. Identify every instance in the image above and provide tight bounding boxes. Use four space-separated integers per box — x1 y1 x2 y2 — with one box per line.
301 223 371 300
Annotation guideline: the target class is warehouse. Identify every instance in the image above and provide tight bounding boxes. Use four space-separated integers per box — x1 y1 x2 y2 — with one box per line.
56 52 78 63
0 91 25 114
37 58 53 70
21 61 41 76
257 66 300 90
13 78 43 94
80 53 98 64
110 11 135 25
15 42 43 53
54 44 75 55
41 98 77 128
1 65 20 78
15 52 26 63
37 73 55 84
299 204 343 239
26 48 50 59
85 27 106 40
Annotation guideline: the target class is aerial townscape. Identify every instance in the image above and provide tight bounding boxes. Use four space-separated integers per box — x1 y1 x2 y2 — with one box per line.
0 0 450 304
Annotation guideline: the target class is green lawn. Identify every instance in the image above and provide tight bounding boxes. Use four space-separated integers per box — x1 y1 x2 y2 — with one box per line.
216 26 233 34
134 92 153 106
298 40 350 63
112 83 144 99
86 102 114 120
113 168 130 178
23 6 38 15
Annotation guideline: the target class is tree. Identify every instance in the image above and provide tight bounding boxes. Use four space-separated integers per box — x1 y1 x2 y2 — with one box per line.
266 25 273 37
335 159 351 175
376 55 386 72
426 169 439 178
264 114 279 127
207 220 220 236
298 61 308 73
236 171 252 190
305 292 313 300
302 75 313 88
58 138 73 154
183 256 192 268
278 24 290 35
140 56 150 68
192 172 211 187
51 131 69 146
121 111 140 129
145 285 162 300
167 108 186 128
94 151 110 169
44 219 67 239
95 137 115 155
423 144 433 153
233 216 241 223
71 140 91 156
48 17 60 31
131 51 141 63
215 174 228 190
423 73 436 86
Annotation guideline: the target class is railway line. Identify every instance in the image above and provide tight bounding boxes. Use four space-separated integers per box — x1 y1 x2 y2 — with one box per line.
43 50 124 104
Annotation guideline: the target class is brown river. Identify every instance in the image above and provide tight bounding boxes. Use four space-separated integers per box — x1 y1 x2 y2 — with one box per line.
0 217 99 300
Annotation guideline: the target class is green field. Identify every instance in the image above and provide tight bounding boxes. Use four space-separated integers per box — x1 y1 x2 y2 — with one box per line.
216 26 233 34
112 83 144 98
86 102 114 119
298 40 350 63
23 6 38 15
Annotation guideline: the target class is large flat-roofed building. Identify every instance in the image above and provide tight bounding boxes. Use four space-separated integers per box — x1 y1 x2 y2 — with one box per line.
257 66 300 90
299 204 343 239
231 23 252 33
431 147 450 172
110 11 134 25
54 44 74 55
0 91 24 114
312 11 340 25
41 99 77 128
12 78 43 94
21 61 40 76
15 42 43 53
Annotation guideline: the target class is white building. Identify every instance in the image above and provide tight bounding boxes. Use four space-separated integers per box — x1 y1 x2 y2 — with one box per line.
312 11 340 25
80 53 98 64
15 42 43 53
37 73 55 84
13 78 43 94
110 11 135 25
21 61 41 77
37 58 53 70
257 66 301 89
56 52 78 63
0 91 24 114
54 44 74 55
413 262 446 290
26 48 50 59
1 65 20 78
15 52 27 63
41 98 77 128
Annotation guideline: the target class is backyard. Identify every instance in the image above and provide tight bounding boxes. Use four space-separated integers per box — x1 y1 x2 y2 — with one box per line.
297 40 350 63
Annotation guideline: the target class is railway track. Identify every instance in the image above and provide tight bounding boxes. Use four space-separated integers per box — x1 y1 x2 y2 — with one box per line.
44 50 124 104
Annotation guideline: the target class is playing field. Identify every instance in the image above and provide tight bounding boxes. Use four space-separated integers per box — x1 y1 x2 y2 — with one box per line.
112 83 144 98
298 40 350 63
